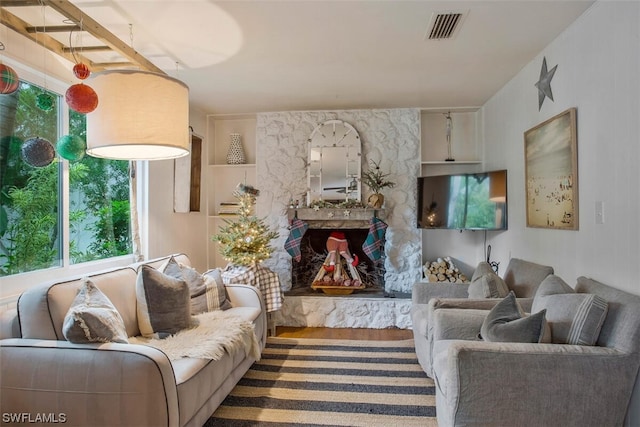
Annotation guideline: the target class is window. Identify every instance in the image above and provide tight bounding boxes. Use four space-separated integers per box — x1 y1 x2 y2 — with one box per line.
0 79 132 277
68 111 132 264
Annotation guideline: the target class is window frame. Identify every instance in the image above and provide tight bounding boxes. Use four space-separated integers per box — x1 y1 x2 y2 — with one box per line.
0 60 146 308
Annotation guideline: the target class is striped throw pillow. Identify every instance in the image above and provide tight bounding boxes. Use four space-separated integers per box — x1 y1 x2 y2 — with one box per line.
566 294 608 346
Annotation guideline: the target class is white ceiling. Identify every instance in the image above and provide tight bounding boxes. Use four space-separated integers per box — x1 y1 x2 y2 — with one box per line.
7 1 595 114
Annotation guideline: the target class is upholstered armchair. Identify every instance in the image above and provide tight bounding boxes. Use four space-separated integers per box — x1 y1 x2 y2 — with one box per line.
412 258 554 375
429 276 640 427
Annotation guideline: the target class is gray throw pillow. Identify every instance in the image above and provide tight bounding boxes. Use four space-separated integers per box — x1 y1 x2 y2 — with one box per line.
201 269 232 312
532 275 607 345
468 262 509 298
136 265 191 339
161 256 231 314
62 278 128 344
480 291 547 343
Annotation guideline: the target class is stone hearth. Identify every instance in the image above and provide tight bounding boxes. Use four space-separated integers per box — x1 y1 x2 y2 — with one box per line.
273 294 412 329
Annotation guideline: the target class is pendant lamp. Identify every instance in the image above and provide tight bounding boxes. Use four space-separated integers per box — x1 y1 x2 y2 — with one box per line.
86 70 189 160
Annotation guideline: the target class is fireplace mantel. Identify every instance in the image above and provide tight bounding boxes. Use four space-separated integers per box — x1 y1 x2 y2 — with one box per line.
287 208 386 229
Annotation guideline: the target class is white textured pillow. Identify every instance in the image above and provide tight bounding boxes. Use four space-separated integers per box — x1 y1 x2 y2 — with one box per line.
62 278 128 344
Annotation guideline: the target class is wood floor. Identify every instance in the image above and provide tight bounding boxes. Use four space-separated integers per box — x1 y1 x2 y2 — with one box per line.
274 326 413 340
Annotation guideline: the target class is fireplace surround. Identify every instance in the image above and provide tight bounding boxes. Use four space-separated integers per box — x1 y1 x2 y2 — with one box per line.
255 109 423 296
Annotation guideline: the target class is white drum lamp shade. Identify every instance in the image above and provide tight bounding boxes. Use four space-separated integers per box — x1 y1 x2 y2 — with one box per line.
86 70 190 160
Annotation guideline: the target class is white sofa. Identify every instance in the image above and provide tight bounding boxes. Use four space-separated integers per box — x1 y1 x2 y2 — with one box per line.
0 253 266 427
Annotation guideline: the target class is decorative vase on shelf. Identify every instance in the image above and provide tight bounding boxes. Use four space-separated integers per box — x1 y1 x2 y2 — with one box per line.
226 133 246 164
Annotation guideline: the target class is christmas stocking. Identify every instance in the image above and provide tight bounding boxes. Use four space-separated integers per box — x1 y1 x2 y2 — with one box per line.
362 217 387 262
284 218 308 262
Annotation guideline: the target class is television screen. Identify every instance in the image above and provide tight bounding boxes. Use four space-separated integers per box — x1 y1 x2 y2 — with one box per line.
417 170 507 230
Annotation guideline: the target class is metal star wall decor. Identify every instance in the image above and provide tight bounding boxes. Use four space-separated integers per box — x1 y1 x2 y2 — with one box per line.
535 57 558 110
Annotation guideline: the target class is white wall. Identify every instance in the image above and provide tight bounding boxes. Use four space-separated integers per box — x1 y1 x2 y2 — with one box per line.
146 107 209 272
480 2 640 424
481 1 640 296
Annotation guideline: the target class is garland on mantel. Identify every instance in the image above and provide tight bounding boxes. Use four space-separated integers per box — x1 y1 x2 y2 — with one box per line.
307 199 367 209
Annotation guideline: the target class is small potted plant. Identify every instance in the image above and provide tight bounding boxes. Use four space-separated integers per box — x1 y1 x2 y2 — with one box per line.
361 160 395 208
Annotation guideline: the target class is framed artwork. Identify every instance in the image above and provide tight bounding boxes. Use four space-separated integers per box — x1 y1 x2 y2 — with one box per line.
524 107 578 230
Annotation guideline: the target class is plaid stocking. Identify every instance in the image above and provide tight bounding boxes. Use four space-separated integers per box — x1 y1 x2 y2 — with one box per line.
362 217 387 262
284 217 308 262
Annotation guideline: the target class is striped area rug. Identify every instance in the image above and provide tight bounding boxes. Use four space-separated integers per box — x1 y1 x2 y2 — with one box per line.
206 337 437 426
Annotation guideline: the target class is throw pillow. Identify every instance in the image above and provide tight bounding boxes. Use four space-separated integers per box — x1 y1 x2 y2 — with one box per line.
62 278 128 344
201 269 232 312
471 261 495 282
468 262 509 299
161 256 231 314
480 291 547 343
136 265 191 339
531 275 608 345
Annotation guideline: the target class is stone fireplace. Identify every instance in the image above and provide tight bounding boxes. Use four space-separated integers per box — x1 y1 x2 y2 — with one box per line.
287 208 386 296
252 108 422 328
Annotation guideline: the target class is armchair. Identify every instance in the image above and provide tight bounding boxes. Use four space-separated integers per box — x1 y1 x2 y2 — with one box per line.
412 258 554 375
430 276 640 427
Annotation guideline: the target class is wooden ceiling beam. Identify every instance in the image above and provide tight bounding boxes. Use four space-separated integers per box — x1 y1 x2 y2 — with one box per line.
42 0 164 74
0 0 165 74
26 24 81 33
0 7 99 69
61 45 110 53
1 1 41 6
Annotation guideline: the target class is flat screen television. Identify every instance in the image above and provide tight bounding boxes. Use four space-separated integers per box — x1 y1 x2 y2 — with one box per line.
417 170 507 230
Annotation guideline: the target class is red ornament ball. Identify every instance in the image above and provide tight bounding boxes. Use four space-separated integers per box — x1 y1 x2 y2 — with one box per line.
65 83 98 114
0 63 20 94
73 63 91 80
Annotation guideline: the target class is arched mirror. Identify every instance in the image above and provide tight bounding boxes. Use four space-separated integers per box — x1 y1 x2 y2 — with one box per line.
307 120 361 204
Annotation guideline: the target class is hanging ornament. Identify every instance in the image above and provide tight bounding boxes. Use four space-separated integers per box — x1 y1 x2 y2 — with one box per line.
0 63 20 94
56 135 86 162
21 137 56 167
36 92 55 111
65 83 98 114
73 63 91 80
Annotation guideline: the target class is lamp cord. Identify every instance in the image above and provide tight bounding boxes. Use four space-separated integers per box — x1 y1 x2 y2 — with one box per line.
484 230 500 274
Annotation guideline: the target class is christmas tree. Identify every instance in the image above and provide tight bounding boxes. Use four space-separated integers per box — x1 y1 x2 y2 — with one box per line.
213 184 278 266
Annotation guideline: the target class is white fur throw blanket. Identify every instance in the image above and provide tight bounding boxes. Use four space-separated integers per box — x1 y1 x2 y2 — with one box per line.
130 310 261 361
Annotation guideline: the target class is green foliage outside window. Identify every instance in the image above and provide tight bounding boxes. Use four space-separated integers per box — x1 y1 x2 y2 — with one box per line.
0 80 132 277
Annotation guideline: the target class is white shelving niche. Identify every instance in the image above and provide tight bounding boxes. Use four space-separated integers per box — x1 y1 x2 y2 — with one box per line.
420 109 482 177
419 109 484 267
206 114 258 269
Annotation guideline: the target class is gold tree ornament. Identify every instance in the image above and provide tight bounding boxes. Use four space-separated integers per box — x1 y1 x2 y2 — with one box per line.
213 184 278 266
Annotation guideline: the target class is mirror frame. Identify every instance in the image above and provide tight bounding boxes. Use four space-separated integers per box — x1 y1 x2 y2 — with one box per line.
307 119 362 205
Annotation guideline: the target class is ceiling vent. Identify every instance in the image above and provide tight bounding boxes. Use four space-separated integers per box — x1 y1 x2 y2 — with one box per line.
425 11 467 40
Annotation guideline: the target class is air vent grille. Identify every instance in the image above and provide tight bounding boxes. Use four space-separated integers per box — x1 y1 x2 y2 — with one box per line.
426 12 464 40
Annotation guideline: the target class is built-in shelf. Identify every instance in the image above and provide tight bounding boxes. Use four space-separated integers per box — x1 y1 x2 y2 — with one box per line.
210 163 257 169
421 160 481 165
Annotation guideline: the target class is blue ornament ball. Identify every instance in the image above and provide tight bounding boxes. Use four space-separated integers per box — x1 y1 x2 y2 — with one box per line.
56 135 86 162
21 137 56 167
